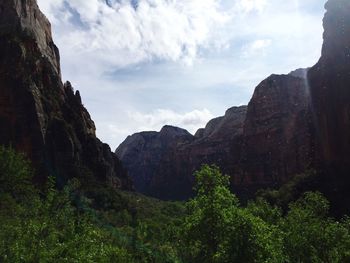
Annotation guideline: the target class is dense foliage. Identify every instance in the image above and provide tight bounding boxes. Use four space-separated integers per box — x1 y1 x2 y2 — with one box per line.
0 147 349 262
181 165 350 263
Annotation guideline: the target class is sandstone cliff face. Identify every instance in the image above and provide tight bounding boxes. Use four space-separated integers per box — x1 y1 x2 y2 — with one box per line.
117 0 350 201
117 108 246 198
117 71 313 200
116 126 194 194
0 0 132 189
308 0 350 170
149 106 248 200
126 0 350 209
236 73 313 190
308 0 350 212
118 0 350 204
0 0 60 74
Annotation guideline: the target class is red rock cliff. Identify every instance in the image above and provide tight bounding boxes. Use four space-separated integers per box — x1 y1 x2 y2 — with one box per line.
0 0 132 189
307 0 350 213
308 0 350 170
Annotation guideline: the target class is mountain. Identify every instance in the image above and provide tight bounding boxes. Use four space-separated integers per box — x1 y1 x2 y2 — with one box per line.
117 107 248 199
309 0 350 173
0 0 132 189
116 125 194 196
117 69 313 200
118 0 350 205
237 73 314 197
307 0 350 213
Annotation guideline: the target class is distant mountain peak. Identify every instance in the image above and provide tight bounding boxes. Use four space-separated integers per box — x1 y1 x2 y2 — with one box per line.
160 125 191 137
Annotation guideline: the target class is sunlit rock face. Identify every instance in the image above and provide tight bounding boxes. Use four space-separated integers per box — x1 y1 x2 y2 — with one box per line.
308 0 350 211
0 0 132 189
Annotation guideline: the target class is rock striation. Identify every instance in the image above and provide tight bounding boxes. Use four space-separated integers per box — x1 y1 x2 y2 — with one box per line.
0 0 132 189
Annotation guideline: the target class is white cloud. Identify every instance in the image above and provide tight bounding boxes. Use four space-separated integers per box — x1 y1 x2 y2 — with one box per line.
100 108 214 148
241 39 272 57
238 0 268 13
38 0 231 67
36 0 326 149
128 108 214 133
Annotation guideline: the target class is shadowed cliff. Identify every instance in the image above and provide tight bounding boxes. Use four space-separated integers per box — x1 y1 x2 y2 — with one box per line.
0 0 132 189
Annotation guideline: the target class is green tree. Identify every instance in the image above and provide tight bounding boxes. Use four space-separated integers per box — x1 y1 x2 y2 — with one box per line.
0 146 133 262
181 165 238 262
281 192 350 263
0 146 36 203
181 165 284 263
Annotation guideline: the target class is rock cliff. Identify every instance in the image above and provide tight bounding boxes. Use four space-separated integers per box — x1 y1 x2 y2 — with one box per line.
0 0 132 189
116 126 194 194
236 73 314 195
308 0 350 212
118 0 350 203
117 71 313 200
308 0 350 170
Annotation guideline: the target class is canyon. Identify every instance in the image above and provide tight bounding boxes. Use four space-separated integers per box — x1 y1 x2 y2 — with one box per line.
0 0 349 212
117 0 350 205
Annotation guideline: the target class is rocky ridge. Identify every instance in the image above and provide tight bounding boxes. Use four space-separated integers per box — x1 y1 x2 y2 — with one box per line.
0 0 132 189
117 71 313 200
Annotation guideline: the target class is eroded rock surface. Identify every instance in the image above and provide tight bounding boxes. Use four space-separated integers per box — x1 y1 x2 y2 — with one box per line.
308 0 350 213
0 0 132 189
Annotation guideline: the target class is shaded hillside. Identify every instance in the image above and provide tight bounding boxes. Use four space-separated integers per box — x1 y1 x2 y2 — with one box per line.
0 0 132 189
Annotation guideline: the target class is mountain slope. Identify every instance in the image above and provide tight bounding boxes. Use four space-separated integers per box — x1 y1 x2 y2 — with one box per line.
0 0 132 189
117 72 313 200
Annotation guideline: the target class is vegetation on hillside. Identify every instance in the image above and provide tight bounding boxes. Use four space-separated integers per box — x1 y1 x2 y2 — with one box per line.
0 146 349 262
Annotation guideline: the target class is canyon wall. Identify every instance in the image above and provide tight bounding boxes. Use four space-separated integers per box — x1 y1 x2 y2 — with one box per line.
0 0 132 189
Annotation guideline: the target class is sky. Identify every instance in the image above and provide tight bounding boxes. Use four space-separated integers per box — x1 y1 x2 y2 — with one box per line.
37 0 327 149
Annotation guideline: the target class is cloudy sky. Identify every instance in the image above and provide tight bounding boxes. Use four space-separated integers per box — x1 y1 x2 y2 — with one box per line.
37 0 326 149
